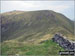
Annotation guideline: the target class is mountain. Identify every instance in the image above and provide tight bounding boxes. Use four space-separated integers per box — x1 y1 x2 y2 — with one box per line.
1 10 74 42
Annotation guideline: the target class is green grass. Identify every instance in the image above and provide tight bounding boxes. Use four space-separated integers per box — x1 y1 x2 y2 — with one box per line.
1 10 74 42
1 40 64 56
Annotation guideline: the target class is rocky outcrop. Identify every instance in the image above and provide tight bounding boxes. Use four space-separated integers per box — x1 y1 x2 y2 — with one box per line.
52 34 75 51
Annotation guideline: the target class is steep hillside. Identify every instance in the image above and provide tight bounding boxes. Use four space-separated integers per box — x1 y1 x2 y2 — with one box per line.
1 10 74 42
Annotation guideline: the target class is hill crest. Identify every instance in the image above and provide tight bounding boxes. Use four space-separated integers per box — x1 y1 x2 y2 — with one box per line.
1 10 74 42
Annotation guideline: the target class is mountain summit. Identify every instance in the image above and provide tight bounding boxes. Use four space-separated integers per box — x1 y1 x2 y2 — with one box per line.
1 10 74 42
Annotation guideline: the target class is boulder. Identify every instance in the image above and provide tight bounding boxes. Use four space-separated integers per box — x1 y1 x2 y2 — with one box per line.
52 34 75 51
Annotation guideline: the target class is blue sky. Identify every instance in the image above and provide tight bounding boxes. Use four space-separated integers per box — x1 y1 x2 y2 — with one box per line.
1 1 74 20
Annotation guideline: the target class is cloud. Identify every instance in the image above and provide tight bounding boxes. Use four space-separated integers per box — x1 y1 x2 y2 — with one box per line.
48 5 70 12
12 1 36 8
1 1 74 12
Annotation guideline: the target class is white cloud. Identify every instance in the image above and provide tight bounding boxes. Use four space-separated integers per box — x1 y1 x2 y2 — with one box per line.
12 1 36 8
1 1 38 12
48 5 70 12
1 1 74 12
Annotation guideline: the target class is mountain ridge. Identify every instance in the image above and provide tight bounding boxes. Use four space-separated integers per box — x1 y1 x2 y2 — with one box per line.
1 10 74 42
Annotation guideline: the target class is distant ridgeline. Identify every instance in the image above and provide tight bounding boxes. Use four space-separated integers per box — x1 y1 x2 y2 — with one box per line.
52 34 75 51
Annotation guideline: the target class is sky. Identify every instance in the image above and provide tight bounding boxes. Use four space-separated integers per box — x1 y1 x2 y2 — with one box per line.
0 1 74 20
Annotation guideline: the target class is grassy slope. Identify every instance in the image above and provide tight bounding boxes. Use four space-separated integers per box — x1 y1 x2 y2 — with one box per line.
1 10 74 42
1 10 74 56
1 40 64 56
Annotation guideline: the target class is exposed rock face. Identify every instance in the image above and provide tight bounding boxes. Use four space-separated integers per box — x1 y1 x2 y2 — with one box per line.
52 34 75 51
